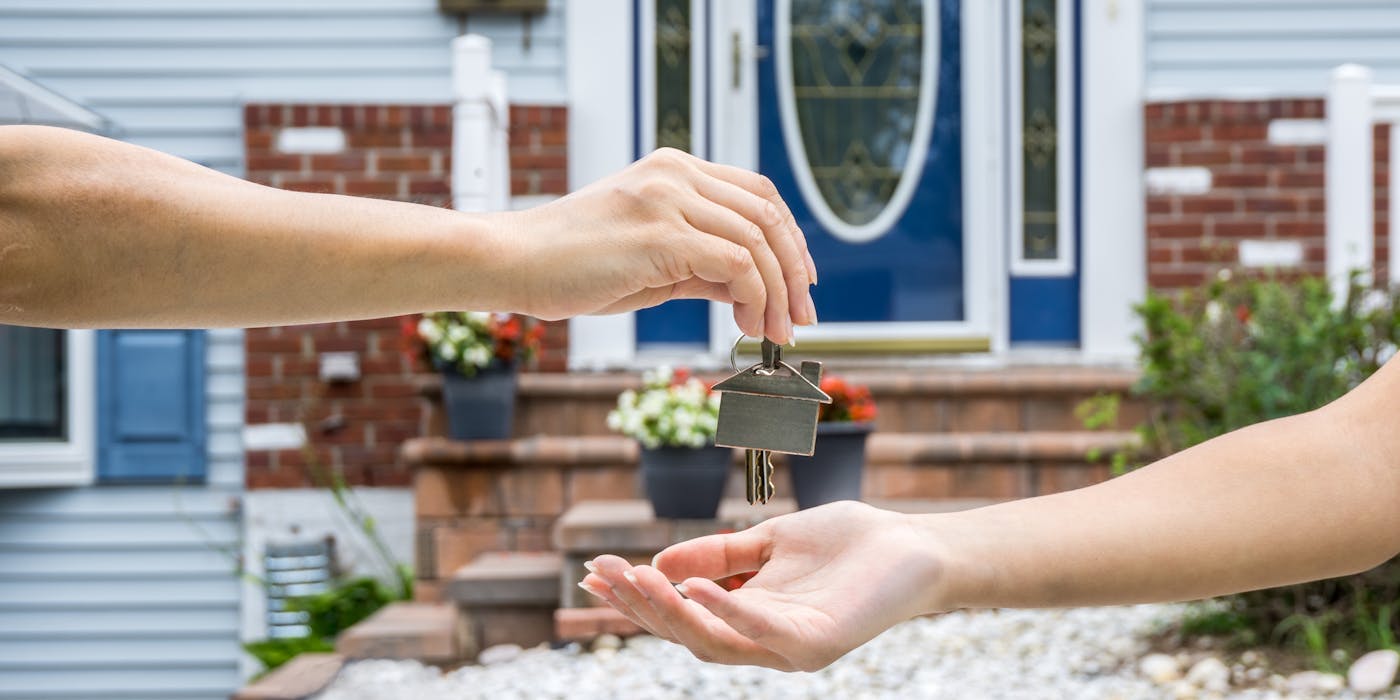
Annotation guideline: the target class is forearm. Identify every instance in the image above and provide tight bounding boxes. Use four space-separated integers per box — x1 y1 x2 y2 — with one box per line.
0 126 522 328
922 368 1400 611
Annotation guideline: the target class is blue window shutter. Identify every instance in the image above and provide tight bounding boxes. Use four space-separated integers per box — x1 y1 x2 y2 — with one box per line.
97 330 207 482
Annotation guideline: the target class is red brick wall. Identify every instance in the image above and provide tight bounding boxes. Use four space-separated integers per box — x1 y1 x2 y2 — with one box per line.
1145 98 1391 290
243 103 570 489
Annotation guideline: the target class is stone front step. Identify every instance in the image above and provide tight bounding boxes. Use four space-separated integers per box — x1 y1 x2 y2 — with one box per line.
335 602 463 665
233 652 345 700
407 432 1134 597
449 552 562 658
407 430 1134 512
418 366 1145 438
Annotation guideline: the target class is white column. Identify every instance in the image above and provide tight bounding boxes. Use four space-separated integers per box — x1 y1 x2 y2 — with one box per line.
565 0 637 369
1080 0 1145 360
1326 63 1375 297
452 34 494 213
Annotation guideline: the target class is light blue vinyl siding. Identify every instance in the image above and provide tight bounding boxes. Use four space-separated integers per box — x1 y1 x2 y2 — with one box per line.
0 0 568 174
1147 0 1400 96
0 330 244 700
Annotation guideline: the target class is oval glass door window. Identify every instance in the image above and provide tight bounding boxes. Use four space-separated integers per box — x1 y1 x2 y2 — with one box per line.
776 0 938 244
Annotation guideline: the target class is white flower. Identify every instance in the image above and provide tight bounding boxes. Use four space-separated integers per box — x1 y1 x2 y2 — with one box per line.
1204 301 1223 325
606 411 622 431
1216 268 1233 282
467 345 492 367
418 318 443 344
467 311 492 325
436 341 457 361
1360 289 1389 316
447 325 470 343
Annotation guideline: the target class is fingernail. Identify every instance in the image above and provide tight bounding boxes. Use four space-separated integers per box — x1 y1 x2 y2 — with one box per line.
806 295 818 326
650 553 662 568
786 317 795 344
583 560 598 574
623 570 638 584
675 583 690 597
578 581 606 598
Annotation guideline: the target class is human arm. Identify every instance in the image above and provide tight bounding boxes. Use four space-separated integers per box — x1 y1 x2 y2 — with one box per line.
582 355 1400 671
0 126 816 338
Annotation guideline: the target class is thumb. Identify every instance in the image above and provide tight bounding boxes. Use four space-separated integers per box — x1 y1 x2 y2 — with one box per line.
652 529 769 583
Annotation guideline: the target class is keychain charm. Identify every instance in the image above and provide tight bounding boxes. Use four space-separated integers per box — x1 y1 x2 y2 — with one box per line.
712 337 832 504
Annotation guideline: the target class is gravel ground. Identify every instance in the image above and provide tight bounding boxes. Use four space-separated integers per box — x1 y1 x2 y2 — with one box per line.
312 605 1400 700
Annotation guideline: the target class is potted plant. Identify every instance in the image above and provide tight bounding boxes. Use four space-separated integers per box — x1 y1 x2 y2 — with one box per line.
787 375 878 509
410 312 541 440
606 366 729 519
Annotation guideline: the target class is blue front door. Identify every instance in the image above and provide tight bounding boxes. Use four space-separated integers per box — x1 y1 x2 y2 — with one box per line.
757 0 964 326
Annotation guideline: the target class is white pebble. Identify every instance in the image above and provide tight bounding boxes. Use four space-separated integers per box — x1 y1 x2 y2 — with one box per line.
1141 653 1183 684
476 644 522 666
1187 657 1230 692
1349 649 1400 694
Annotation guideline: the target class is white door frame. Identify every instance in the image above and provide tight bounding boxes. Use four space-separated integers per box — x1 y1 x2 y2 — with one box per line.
707 0 1007 356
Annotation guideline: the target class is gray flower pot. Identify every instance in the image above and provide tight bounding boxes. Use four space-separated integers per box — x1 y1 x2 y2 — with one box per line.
640 446 732 519
787 422 872 509
440 364 517 441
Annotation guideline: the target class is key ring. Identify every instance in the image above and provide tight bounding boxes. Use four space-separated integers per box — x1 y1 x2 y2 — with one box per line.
729 334 794 377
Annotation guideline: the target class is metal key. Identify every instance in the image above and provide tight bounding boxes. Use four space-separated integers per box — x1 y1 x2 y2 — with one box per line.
714 338 831 505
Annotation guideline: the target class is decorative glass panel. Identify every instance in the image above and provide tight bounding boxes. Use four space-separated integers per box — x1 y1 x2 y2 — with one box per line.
655 0 692 152
1021 0 1059 260
0 326 65 440
789 0 923 227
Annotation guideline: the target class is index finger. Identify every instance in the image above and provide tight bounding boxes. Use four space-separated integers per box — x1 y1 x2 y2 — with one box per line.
691 159 818 286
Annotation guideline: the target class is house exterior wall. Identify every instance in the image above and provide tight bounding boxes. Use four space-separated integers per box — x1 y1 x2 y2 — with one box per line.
1145 1 1400 97
242 103 570 492
0 329 245 700
0 0 566 175
1144 99 1392 290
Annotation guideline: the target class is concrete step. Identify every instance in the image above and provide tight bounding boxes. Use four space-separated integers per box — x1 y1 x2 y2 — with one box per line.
449 551 563 657
335 602 462 665
233 652 345 700
417 366 1145 438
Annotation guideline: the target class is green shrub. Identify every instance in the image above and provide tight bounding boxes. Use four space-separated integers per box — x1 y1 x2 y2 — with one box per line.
242 573 408 673
1095 271 1400 665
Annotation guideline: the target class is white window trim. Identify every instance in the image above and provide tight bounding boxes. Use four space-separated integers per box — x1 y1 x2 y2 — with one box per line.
1007 0 1077 277
0 329 96 488
772 0 939 244
638 0 710 158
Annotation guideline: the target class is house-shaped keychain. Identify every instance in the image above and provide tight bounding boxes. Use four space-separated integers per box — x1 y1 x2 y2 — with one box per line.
712 340 832 457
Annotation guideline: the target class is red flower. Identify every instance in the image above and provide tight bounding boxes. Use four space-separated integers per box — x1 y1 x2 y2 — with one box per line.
1234 304 1252 324
818 374 878 424
672 367 692 386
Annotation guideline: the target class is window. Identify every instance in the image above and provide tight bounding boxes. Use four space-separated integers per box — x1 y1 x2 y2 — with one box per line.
0 329 95 488
0 326 66 440
1010 0 1076 275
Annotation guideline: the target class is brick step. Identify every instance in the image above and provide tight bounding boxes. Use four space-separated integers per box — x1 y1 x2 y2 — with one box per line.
418 366 1146 438
335 602 462 665
409 433 1135 598
449 551 562 658
233 652 345 700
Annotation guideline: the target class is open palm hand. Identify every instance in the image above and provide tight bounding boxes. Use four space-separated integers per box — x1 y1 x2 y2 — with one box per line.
581 501 945 672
